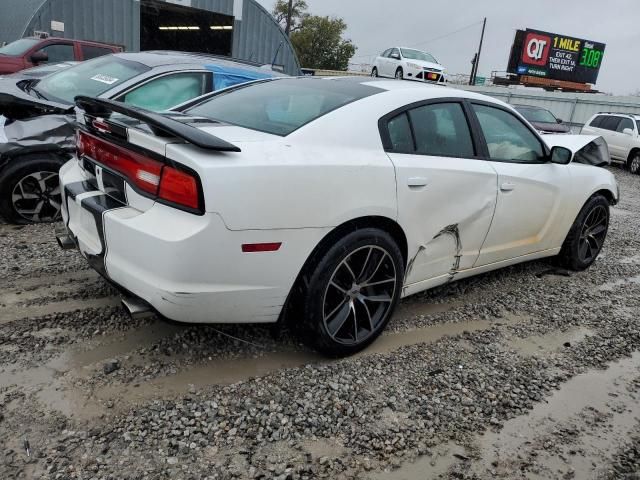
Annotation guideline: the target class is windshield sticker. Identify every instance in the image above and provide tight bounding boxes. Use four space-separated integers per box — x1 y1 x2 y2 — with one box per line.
90 74 119 85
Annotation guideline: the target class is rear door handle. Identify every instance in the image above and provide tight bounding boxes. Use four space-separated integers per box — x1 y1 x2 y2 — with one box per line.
500 182 516 192
407 177 428 188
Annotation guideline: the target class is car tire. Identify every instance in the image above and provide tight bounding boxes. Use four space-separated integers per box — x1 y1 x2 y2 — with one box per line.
300 228 404 357
0 153 66 224
557 194 610 271
371 67 378 77
628 152 640 174
395 67 404 80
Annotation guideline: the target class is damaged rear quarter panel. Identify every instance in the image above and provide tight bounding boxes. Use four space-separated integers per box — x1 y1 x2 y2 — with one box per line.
0 114 75 162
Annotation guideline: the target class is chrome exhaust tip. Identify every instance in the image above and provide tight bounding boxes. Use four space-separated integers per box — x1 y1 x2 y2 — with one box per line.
121 296 154 320
56 234 76 250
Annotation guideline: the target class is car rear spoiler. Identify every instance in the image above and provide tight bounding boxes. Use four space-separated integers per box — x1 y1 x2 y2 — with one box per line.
75 96 241 152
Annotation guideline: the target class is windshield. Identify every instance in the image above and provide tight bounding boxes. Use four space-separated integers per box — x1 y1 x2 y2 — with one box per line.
0 38 41 56
36 55 149 104
186 78 381 136
20 62 74 78
516 106 557 124
400 48 438 64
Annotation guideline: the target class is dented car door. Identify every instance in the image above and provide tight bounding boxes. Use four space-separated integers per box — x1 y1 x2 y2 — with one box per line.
382 100 498 287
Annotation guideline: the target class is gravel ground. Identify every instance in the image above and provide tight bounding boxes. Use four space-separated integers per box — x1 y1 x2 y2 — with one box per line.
1 166 640 480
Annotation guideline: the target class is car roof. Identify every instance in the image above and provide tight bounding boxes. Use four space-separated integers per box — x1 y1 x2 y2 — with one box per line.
112 51 277 72
266 76 509 105
594 112 640 120
26 36 118 47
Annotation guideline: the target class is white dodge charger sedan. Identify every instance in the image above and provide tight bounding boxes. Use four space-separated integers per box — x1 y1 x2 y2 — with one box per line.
58 78 618 356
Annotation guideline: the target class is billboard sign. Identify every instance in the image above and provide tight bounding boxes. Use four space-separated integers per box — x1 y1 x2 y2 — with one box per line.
508 29 606 84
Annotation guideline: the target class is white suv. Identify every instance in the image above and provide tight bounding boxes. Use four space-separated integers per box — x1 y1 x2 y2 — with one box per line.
581 113 640 173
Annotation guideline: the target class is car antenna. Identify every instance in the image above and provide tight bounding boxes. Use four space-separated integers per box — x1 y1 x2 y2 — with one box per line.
271 41 283 69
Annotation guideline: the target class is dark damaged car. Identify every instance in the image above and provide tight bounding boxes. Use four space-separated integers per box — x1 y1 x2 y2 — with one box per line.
0 51 282 223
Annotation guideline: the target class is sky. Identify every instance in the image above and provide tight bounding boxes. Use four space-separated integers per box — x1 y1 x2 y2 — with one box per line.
256 0 640 95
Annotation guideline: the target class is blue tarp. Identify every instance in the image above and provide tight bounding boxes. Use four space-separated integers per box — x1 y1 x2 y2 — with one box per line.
205 64 275 90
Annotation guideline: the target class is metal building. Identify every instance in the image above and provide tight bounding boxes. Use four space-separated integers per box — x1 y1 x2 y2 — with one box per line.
0 0 300 75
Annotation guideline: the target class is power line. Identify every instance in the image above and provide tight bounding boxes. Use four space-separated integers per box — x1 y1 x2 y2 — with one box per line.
351 20 484 60
407 20 483 48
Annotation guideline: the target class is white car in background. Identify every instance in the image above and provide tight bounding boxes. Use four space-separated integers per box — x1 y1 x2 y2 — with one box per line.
581 112 640 174
372 47 446 83
59 78 617 357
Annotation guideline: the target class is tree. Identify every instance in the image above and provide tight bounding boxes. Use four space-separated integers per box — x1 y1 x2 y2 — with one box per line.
272 0 309 35
290 16 357 71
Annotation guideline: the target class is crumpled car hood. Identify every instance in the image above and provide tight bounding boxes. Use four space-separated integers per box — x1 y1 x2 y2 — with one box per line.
543 134 610 167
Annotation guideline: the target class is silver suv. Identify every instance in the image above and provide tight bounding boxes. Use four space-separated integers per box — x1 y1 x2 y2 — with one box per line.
581 113 640 174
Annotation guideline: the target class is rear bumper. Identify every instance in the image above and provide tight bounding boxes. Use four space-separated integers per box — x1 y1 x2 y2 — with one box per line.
59 159 328 324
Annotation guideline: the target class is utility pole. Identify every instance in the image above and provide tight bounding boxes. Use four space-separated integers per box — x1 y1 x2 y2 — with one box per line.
469 53 477 85
285 0 294 36
469 17 487 85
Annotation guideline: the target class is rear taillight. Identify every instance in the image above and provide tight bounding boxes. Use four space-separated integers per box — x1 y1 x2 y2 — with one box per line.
158 166 200 210
78 130 202 212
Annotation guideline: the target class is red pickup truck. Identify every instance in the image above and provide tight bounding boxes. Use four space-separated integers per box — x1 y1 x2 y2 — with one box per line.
0 37 122 75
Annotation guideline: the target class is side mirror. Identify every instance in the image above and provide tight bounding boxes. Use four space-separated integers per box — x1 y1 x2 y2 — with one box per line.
30 51 48 64
623 128 634 136
556 118 563 124
550 146 572 165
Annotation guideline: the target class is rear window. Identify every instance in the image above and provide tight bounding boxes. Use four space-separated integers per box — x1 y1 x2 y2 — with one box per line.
82 45 115 60
36 55 149 104
185 78 381 136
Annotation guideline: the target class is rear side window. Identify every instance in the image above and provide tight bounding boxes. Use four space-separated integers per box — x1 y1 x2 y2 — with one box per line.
82 45 114 60
617 118 634 132
120 72 208 112
600 116 622 131
387 113 413 152
384 102 475 158
409 103 474 157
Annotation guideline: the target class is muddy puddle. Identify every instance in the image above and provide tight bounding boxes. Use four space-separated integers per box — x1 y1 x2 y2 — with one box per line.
0 314 505 420
413 352 640 479
0 320 186 418
369 441 468 480
88 317 499 415
0 269 98 292
0 296 121 324
393 300 461 321
507 326 594 356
